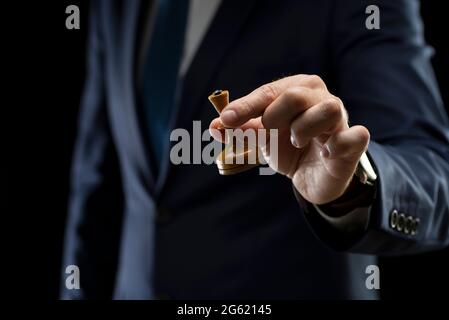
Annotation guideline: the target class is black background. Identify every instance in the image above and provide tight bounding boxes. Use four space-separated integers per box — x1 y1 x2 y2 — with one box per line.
8 1 448 300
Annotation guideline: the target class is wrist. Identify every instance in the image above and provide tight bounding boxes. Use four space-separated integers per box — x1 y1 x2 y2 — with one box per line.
317 152 378 217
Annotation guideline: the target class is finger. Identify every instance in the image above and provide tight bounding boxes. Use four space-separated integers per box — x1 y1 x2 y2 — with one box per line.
261 87 322 131
220 75 326 127
209 117 264 143
290 98 347 148
323 125 370 159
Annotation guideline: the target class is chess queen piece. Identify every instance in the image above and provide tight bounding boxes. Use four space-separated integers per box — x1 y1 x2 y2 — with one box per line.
208 90 260 175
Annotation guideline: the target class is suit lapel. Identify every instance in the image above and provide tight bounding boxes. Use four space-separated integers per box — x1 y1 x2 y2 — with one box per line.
134 0 157 92
155 0 257 195
176 0 257 130
116 0 158 193
129 0 257 195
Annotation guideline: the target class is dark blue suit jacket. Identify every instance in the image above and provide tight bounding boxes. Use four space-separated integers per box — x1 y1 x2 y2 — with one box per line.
62 0 449 299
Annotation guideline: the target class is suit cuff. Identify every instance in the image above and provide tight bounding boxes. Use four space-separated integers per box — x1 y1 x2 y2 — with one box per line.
312 203 372 234
296 142 430 255
294 186 373 251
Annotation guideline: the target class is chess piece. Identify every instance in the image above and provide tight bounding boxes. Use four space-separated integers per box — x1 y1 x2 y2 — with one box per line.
208 90 260 175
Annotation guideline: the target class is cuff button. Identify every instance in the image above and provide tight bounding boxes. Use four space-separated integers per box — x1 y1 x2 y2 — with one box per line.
390 209 399 229
411 218 420 235
404 216 413 235
397 213 406 233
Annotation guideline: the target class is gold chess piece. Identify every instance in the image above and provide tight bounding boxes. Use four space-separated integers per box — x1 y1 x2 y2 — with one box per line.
208 90 260 175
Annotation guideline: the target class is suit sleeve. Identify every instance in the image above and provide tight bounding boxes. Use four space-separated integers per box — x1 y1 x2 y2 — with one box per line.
61 2 124 299
300 0 449 255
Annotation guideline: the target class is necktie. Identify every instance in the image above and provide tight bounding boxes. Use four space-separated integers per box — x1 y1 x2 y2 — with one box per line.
143 0 189 171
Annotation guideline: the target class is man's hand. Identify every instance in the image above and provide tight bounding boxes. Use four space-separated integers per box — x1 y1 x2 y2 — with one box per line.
209 75 370 205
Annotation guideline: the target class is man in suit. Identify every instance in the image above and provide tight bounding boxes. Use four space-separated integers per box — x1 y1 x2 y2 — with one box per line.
62 0 449 299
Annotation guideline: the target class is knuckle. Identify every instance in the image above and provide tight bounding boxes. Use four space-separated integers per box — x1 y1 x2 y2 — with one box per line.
259 83 278 103
330 95 348 123
305 74 325 88
342 107 349 123
321 99 342 119
284 87 306 107
241 98 255 117
356 126 371 145
330 95 343 106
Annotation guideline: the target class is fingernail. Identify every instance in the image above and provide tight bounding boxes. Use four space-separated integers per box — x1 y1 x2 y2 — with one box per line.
290 133 299 148
320 144 330 158
221 109 238 125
